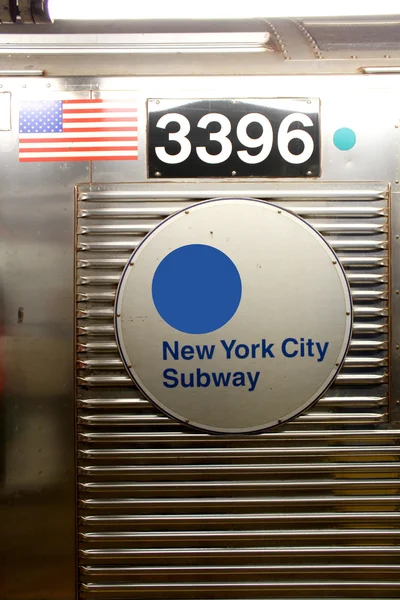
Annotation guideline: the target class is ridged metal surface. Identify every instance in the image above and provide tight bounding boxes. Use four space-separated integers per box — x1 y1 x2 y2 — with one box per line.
76 183 397 599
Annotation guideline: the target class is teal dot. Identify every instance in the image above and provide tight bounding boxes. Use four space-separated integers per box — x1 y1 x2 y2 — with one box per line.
333 127 356 151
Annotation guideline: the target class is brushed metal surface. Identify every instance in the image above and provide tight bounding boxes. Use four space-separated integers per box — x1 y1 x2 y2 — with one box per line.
0 81 89 600
77 182 393 598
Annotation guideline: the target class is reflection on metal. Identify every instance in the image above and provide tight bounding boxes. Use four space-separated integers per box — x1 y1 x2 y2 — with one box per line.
77 182 393 598
0 69 45 76
0 32 272 54
0 92 11 130
361 66 400 74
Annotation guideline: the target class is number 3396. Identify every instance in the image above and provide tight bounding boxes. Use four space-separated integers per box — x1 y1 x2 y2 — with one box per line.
155 112 315 166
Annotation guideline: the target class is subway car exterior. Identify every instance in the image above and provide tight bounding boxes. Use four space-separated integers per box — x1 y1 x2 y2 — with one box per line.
1 12 400 600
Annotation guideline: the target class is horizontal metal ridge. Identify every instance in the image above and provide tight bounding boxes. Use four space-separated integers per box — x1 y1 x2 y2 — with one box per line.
79 240 140 252
77 255 389 270
78 376 132 386
77 272 389 288
77 238 388 252
80 545 400 558
350 339 388 349
77 339 388 353
80 495 400 508
78 306 388 319
80 581 400 591
77 428 399 441
78 341 118 352
78 325 114 335
78 410 387 423
76 356 388 370
79 205 386 219
78 445 398 459
81 563 400 575
78 222 386 235
352 322 388 332
77 394 387 410
78 479 400 491
346 272 388 283
353 306 388 317
78 258 129 269
78 373 388 387
80 528 400 540
79 462 399 474
79 187 387 201
334 374 388 386
338 255 388 267
79 223 161 235
80 512 400 523
78 292 117 303
324 239 387 250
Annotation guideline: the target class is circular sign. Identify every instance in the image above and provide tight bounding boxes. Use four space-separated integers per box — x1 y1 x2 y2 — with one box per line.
115 198 352 434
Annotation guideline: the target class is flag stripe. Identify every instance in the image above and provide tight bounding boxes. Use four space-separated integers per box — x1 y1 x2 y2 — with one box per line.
19 150 138 158
20 132 138 141
19 139 138 150
20 145 139 153
63 116 138 123
62 126 138 132
19 155 138 162
63 107 138 114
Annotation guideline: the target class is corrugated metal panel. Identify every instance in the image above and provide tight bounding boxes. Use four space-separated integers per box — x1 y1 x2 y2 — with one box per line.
76 183 399 599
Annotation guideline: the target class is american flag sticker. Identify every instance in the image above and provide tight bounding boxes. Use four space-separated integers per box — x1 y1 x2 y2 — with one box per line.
19 98 138 162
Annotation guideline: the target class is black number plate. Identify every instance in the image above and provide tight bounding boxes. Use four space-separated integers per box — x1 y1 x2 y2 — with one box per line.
148 98 320 179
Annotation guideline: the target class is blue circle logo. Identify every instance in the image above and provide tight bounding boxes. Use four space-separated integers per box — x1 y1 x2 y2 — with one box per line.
333 127 356 151
152 244 242 334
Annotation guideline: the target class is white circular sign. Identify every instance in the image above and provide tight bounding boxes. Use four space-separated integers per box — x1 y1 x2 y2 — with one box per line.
115 198 352 434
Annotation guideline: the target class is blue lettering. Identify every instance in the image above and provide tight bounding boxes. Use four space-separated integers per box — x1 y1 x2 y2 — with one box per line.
247 371 260 392
235 344 250 359
282 338 298 358
316 341 329 362
261 339 275 358
197 369 211 387
232 372 245 387
220 339 236 359
163 368 179 387
181 372 194 388
162 341 179 361
196 344 215 360
212 371 232 387
181 345 195 360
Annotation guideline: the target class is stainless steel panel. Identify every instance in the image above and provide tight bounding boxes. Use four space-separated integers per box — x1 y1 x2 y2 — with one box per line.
77 182 394 599
0 79 89 600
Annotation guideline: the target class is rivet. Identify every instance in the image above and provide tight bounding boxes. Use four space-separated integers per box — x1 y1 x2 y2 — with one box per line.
397 290 400 295
46 83 51 88
22 84 27 88
396 180 399 184
277 210 282 214
397 345 400 350
185 210 189 214
397 235 400 240
156 100 160 104
346 312 350 316
397 400 400 405
130 261 134 266
117 313 121 318
306 170 312 176
231 170 237 176
332 260 337 265
155 171 161 177
128 364 132 368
